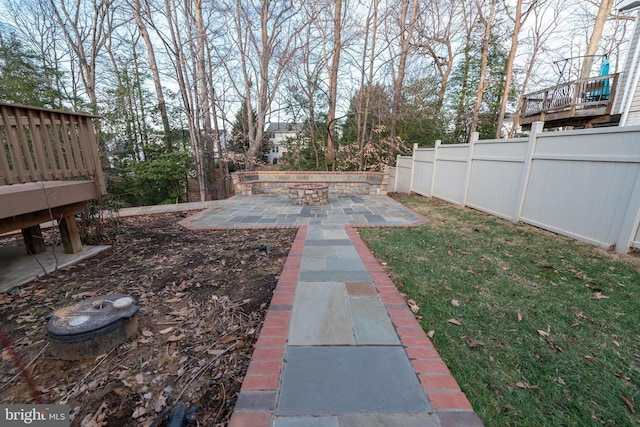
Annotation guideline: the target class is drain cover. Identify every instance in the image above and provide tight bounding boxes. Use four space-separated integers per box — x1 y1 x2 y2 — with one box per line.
46 294 139 360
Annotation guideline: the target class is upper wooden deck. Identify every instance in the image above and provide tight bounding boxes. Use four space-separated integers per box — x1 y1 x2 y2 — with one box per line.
0 102 106 253
518 74 621 129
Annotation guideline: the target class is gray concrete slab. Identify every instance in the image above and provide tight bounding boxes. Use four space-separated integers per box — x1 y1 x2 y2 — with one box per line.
288 282 355 345
277 346 431 415
349 297 400 345
274 417 339 427
0 245 111 292
338 414 441 427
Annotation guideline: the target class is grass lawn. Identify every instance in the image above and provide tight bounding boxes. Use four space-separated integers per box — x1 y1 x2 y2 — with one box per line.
359 194 640 427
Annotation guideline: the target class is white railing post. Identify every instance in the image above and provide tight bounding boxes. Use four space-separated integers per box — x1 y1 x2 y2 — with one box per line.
514 121 544 222
430 140 441 197
409 143 418 193
462 132 478 206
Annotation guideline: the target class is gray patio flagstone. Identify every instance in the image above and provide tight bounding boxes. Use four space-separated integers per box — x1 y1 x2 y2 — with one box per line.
288 282 356 345
276 346 432 415
349 297 400 345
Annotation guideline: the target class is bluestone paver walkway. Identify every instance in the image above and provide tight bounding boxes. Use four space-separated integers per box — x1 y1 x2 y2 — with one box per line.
179 195 483 427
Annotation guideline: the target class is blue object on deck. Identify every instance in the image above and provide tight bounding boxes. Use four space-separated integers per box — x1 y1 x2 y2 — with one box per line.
594 55 611 99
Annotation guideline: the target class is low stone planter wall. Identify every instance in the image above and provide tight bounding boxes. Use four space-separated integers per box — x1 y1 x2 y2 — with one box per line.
232 171 389 196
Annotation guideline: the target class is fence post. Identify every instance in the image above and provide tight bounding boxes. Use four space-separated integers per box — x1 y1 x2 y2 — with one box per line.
394 154 400 193
514 121 544 222
430 140 441 197
462 132 478 206
615 170 640 253
409 143 418 194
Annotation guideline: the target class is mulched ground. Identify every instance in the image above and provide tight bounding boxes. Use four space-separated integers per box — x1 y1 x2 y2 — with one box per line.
0 212 297 426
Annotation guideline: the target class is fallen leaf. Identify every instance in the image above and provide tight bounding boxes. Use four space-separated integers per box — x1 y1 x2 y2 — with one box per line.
155 393 167 413
167 334 186 342
159 327 175 335
467 338 483 348
426 330 435 338
555 377 566 385
407 299 420 314
612 340 620 348
135 374 144 385
207 349 226 356
516 382 538 390
451 299 460 307
447 319 462 326
219 335 239 344
165 297 181 303
591 292 609 300
546 338 564 353
537 330 549 337
141 328 153 337
132 407 146 419
517 312 523 322
621 394 635 414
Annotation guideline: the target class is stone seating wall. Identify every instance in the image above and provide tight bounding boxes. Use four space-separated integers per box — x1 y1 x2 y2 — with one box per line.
232 171 389 196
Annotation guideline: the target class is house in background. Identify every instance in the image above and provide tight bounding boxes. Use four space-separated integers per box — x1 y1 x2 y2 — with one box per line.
518 0 640 129
265 123 303 164
614 0 640 126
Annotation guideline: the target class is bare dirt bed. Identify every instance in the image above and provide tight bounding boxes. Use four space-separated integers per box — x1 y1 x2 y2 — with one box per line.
0 212 297 426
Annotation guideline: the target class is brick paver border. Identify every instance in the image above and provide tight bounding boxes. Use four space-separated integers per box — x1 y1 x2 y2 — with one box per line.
345 226 484 427
228 226 307 427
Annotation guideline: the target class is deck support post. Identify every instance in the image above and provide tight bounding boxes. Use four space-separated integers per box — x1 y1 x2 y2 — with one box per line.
21 225 46 254
59 215 83 254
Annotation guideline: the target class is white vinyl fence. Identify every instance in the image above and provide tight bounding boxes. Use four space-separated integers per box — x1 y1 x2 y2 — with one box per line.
389 122 640 253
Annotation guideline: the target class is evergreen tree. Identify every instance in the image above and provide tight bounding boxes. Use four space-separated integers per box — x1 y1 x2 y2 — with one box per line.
446 26 508 142
0 31 61 107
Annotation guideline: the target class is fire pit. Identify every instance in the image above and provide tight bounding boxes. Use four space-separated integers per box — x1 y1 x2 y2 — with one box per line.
288 183 329 206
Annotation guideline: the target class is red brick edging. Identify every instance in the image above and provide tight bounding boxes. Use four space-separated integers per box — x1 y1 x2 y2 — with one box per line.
345 226 484 426
228 226 306 427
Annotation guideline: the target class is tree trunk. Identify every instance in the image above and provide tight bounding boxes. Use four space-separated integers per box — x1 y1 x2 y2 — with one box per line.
496 0 539 138
580 0 614 79
327 0 343 171
134 0 172 151
388 0 419 164
470 0 498 136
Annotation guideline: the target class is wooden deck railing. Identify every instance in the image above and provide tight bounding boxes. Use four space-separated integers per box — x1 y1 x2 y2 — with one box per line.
520 74 619 118
0 102 105 194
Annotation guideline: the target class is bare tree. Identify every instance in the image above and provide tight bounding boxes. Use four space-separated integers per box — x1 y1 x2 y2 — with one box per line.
580 0 615 78
326 0 344 171
387 0 419 164
223 0 305 170
413 0 462 111
132 0 172 150
469 0 498 135
510 0 562 135
49 0 118 111
495 0 541 138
